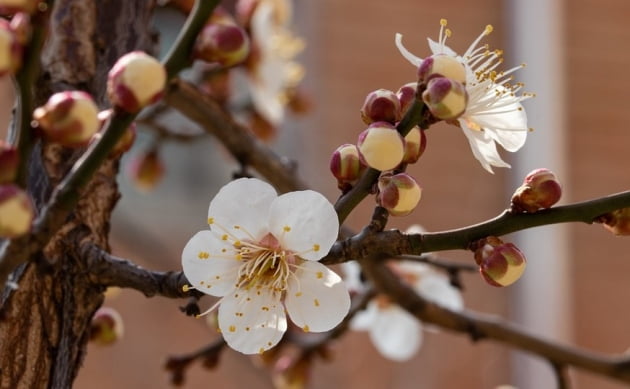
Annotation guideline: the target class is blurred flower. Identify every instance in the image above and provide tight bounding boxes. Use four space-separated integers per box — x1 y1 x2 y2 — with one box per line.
396 19 533 173
0 184 34 238
127 148 164 192
182 178 350 354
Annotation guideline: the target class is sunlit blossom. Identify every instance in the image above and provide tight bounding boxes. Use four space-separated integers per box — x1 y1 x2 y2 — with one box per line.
182 178 350 354
396 19 533 173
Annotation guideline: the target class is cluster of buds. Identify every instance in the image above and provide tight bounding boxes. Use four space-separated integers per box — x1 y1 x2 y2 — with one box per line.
473 236 527 287
598 208 630 236
511 168 562 213
0 14 30 77
89 307 124 346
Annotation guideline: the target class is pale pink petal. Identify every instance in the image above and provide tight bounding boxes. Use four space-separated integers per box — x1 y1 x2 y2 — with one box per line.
369 306 422 361
218 289 287 354
395 33 423 67
181 230 241 297
285 261 350 332
208 178 277 241
268 190 338 261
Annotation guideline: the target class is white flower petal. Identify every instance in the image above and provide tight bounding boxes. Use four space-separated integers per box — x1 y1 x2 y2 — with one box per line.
218 289 287 354
414 274 463 312
181 230 241 297
427 38 458 57
341 261 366 293
350 301 379 330
208 178 277 241
459 122 511 173
395 33 422 67
268 190 338 261
285 261 350 332
469 105 528 152
369 306 422 361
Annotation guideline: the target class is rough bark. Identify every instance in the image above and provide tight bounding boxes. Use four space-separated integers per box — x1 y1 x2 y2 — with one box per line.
0 1 155 388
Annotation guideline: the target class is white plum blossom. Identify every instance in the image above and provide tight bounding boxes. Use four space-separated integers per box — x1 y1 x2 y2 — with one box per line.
396 19 533 173
182 178 350 354
344 256 463 361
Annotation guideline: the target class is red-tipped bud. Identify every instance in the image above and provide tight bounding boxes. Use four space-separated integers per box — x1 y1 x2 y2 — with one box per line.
194 23 250 67
107 51 166 113
0 141 18 184
0 184 34 238
422 77 467 120
360 88 401 125
89 110 137 157
0 0 39 15
128 149 164 192
377 173 422 216
90 307 124 346
329 143 365 183
396 82 417 117
599 208 630 236
357 122 405 171
33 91 100 147
418 54 466 84
474 236 526 287
0 18 24 76
511 168 562 213
402 126 426 164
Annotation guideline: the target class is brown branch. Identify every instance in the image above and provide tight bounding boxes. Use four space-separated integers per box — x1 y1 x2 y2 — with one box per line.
164 338 226 386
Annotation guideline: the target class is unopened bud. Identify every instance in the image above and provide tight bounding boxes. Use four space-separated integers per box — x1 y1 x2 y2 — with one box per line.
9 12 30 44
33 91 99 147
422 77 467 120
396 82 417 117
474 236 526 287
402 126 426 164
90 307 124 346
360 89 401 125
357 122 405 171
0 184 34 238
90 110 136 156
330 143 365 183
418 54 466 84
0 18 23 76
107 51 166 113
128 149 164 192
272 355 310 389
194 23 250 67
0 141 18 184
599 208 630 236
511 168 562 213
0 0 40 15
377 173 422 216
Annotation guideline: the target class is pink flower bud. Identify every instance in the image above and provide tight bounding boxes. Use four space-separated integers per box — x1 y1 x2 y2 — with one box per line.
33 91 100 147
128 149 164 192
360 88 401 125
0 0 39 15
396 82 416 118
357 122 405 171
474 237 526 287
377 173 422 216
402 126 426 164
599 208 630 236
194 23 250 67
329 143 365 183
107 51 166 113
422 77 467 120
418 54 466 84
0 141 18 184
0 184 34 238
90 307 124 346
511 168 562 213
89 109 136 157
0 18 23 76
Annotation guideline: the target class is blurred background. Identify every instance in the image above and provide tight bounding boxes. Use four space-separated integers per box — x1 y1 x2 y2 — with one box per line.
0 0 627 387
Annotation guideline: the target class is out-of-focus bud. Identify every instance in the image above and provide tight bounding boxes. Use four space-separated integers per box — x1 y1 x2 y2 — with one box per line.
89 307 124 346
329 143 365 183
422 77 467 120
272 355 311 389
511 168 562 213
128 148 164 192
598 208 630 236
360 88 401 125
357 122 405 171
377 173 422 216
194 23 250 67
402 126 426 164
249 110 277 141
10 12 30 44
89 110 136 157
0 0 40 15
473 236 526 287
33 91 100 147
418 54 466 84
396 82 416 117
286 87 311 115
107 51 166 113
0 141 18 184
235 0 259 26
0 18 23 76
0 184 34 238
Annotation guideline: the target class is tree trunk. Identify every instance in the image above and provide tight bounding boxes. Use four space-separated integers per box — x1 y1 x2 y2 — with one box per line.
0 1 155 387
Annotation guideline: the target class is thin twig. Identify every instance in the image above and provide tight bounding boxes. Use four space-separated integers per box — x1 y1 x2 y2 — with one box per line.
164 338 226 386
